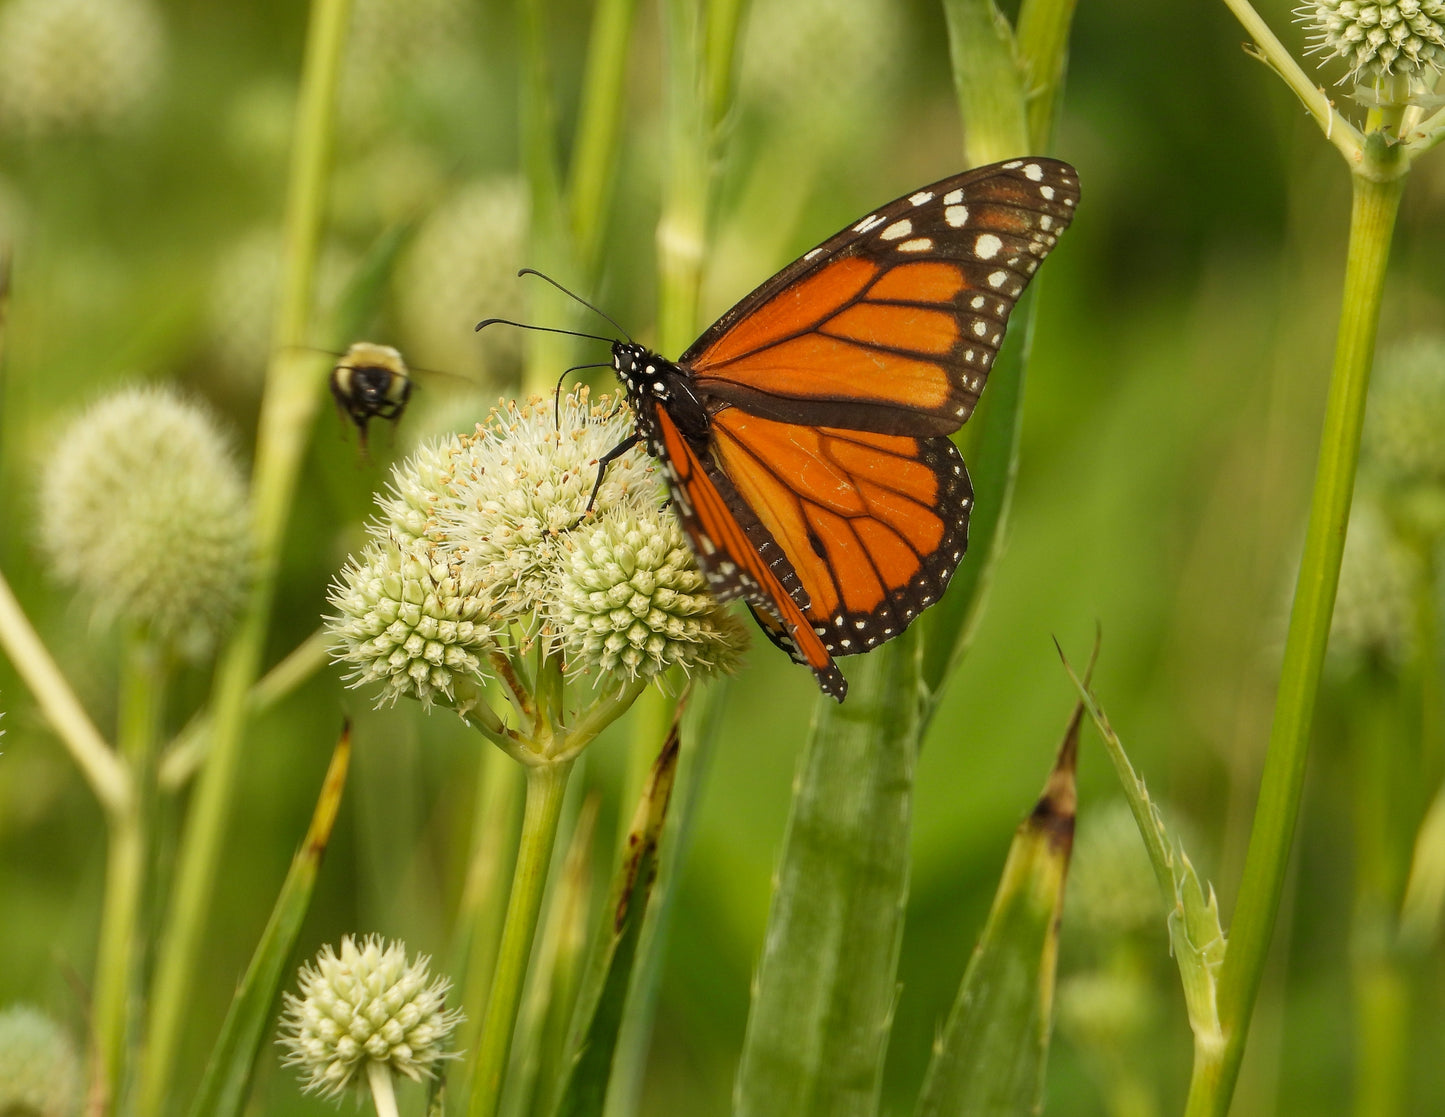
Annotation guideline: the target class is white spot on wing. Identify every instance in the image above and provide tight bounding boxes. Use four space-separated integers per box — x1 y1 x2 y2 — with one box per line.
804 247 823 260
880 218 912 241
854 213 886 233
897 237 932 252
987 270 1007 288
944 189 964 205
1022 162 1044 181
909 190 934 206
1040 185 1055 200
975 233 1003 259
1003 159 1023 169
945 205 968 227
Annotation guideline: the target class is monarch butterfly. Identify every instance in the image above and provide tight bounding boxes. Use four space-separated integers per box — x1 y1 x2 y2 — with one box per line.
491 157 1079 700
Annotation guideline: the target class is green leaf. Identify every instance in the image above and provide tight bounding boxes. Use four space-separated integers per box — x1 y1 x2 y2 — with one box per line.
1060 653 1228 1083
940 0 1028 166
184 726 353 1117
733 638 922 1117
914 699 1078 1117
550 721 682 1117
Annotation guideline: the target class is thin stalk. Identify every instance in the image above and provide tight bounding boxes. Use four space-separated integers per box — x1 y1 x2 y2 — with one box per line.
452 745 524 1101
567 0 637 274
656 0 708 356
158 626 331 790
137 0 352 1108
0 568 128 810
1199 163 1405 1116
368 1061 401 1117
467 758 575 1117
1014 0 1078 146
92 631 167 1104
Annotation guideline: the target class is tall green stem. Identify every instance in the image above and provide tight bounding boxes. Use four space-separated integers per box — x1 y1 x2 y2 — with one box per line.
92 632 166 1104
467 758 575 1117
1198 159 1404 1116
137 0 351 1109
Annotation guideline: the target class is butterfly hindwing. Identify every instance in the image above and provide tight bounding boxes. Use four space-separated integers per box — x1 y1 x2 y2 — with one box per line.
646 401 848 698
682 158 1079 437
708 409 973 654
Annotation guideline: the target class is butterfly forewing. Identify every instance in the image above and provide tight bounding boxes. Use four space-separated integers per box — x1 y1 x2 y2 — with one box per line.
682 158 1079 436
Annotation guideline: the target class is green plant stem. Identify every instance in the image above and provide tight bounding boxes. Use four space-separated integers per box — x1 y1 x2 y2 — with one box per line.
1198 163 1404 1117
0 568 128 809
1014 0 1077 146
656 0 708 356
467 757 575 1117
567 0 637 274
368 1061 401 1117
137 0 351 1109
158 626 331 790
92 632 167 1104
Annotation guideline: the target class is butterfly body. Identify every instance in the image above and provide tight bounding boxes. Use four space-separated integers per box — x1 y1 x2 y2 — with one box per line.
606 158 1080 700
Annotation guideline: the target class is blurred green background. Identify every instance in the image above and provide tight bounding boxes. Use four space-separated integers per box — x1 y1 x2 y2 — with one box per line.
1 0 1443 1113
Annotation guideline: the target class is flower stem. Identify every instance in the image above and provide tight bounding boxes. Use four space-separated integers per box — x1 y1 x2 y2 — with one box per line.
1198 160 1404 1116
137 0 351 1109
466 756 575 1117
91 630 166 1104
0 568 128 810
367 1060 401 1117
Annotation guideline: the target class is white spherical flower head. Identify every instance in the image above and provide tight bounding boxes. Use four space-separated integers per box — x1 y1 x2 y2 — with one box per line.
0 1005 84 1117
278 935 463 1099
1363 335 1445 488
0 0 167 135
431 392 664 627
1298 0 1445 92
37 385 250 659
327 538 497 711
552 506 749 686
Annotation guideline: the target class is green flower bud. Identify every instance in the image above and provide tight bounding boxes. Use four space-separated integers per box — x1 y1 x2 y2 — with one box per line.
1066 798 1162 939
395 177 527 380
1328 492 1419 667
0 0 166 135
327 537 496 712
1299 0 1445 96
0 1005 84 1117
1363 335 1445 488
552 507 748 686
278 936 462 1099
37 385 250 659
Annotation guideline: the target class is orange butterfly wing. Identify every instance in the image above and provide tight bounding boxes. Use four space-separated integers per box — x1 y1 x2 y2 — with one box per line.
682 158 1080 438
708 409 972 656
648 403 847 698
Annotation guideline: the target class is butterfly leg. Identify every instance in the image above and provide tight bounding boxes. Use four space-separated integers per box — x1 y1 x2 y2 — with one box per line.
582 432 641 516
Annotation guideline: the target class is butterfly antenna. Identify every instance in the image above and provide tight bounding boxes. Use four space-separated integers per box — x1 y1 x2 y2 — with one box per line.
517 268 634 343
473 318 616 345
552 361 611 426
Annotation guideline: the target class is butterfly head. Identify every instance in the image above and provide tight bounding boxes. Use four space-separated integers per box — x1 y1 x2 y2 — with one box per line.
611 341 677 402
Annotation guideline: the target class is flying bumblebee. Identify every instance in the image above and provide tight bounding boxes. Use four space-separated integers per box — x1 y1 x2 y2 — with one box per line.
328 341 412 454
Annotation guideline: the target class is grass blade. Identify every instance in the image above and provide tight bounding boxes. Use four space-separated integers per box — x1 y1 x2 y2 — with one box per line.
551 720 682 1117
184 725 353 1117
733 639 923 1117
914 700 1078 1117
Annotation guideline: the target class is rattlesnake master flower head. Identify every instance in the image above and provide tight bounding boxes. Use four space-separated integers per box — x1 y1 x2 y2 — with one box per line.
396 177 528 379
1298 0 1445 96
0 0 167 135
0 1005 84 1117
329 389 745 707
278 936 462 1099
432 394 662 625
327 539 497 711
37 385 251 659
1363 336 1445 490
1328 492 1419 667
551 507 748 687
